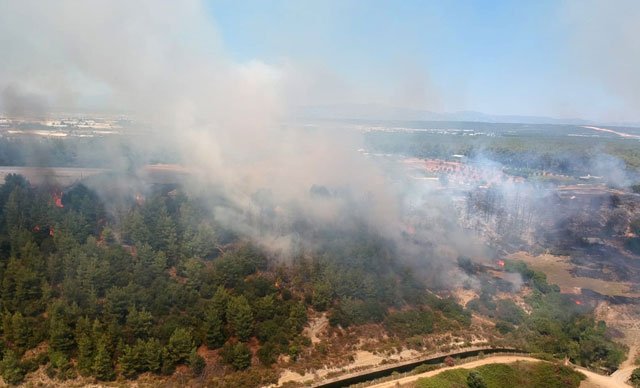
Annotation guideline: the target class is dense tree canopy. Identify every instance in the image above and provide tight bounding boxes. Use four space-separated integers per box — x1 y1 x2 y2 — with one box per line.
0 174 626 385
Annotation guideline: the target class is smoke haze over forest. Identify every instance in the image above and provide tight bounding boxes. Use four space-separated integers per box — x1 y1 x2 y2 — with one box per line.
0 2 639 387
1 0 639 277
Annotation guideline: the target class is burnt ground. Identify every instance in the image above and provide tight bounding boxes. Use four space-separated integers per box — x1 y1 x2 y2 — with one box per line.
568 244 640 283
537 190 640 285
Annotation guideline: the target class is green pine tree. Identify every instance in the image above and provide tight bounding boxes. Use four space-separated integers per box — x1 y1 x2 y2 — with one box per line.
76 333 94 377
166 328 194 364
204 307 225 349
211 286 230 321
143 338 163 373
126 306 153 340
221 342 251 370
0 349 25 385
9 312 30 352
92 335 115 381
226 295 254 341
118 344 139 379
47 351 75 380
287 302 307 333
49 313 74 355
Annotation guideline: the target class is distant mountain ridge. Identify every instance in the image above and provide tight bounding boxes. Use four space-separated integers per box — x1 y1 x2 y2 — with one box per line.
295 103 640 128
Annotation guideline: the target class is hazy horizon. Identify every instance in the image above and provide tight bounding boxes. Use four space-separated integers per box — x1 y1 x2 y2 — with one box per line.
1 1 640 124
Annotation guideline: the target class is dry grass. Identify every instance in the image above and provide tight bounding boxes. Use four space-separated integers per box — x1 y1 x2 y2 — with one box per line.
507 252 639 297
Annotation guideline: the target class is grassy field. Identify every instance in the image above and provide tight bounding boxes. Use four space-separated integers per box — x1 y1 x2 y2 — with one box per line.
415 361 584 388
507 252 638 297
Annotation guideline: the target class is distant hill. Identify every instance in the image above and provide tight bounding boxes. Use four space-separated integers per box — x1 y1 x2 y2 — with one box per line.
295 103 640 127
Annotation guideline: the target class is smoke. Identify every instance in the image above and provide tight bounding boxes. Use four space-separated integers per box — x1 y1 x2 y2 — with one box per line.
561 0 640 122
1 84 49 119
0 1 525 292
588 154 631 188
0 2 402 249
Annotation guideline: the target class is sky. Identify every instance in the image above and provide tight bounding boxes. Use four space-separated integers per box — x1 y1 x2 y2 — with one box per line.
0 0 638 124
206 0 640 123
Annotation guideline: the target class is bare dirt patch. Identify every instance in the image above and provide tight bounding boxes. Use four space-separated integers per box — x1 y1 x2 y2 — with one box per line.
303 312 329 345
452 288 478 307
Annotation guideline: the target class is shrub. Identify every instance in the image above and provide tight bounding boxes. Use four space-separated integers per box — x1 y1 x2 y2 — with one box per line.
384 310 434 337
221 342 252 370
630 367 640 388
444 356 455 367
189 350 206 376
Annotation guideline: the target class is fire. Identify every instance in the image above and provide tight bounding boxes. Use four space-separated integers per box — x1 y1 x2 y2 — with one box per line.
135 193 145 206
497 259 505 267
575 300 582 305
52 192 64 208
405 224 416 235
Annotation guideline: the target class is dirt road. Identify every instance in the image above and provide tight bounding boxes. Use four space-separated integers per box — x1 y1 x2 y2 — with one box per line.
367 355 632 388
595 302 640 387
583 126 640 140
610 338 638 387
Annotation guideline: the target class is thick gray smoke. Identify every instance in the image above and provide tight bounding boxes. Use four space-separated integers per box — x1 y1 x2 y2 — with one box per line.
1 84 49 119
2 1 637 294
0 1 519 290
0 1 409 254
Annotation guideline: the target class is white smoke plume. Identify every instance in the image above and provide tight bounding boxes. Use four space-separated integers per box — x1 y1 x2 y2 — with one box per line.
0 1 409 254
0 1 524 291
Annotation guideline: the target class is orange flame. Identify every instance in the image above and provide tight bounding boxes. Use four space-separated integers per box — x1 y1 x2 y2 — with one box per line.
52 192 64 208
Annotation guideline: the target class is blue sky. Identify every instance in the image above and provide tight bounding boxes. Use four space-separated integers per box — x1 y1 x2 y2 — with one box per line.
2 1 634 122
206 0 638 122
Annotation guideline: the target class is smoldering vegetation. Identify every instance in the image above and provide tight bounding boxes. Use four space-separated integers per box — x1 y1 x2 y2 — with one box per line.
0 1 637 307
0 166 507 384
357 127 640 315
0 0 499 287
1 0 638 275
365 127 640 182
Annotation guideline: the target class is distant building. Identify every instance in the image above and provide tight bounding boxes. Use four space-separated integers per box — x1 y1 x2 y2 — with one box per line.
578 174 602 181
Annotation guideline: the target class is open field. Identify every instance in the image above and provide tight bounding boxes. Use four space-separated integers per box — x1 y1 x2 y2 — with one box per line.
0 166 107 185
507 252 640 298
0 164 189 186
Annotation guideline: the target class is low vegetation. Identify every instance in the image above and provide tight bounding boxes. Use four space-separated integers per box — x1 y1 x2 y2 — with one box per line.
465 259 627 372
631 367 640 388
415 361 585 388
